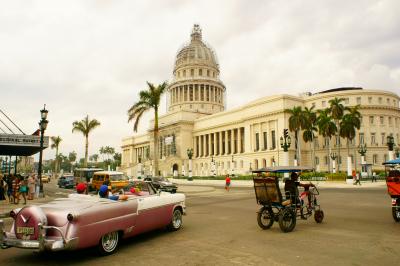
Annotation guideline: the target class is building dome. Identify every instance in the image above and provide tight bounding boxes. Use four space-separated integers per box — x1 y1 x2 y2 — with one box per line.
168 25 226 115
173 24 219 73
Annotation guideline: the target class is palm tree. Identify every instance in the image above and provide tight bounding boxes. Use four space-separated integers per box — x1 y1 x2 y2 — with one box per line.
128 81 168 176
72 115 101 167
317 109 337 172
285 106 304 165
68 151 77 172
302 107 317 169
51 136 62 175
340 106 361 174
329 97 345 171
99 146 106 162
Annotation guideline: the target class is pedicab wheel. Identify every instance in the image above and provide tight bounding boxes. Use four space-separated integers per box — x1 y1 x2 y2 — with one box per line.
278 208 296 233
392 207 400 222
98 231 119 255
257 207 274 230
314 210 324 223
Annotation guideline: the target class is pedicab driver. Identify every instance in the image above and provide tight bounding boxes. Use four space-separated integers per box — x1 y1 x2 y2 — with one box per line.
284 172 314 208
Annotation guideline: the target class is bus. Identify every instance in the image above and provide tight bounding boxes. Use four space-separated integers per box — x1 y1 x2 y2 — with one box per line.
73 168 103 185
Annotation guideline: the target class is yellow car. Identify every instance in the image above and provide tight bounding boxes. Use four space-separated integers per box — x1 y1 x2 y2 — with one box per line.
91 171 129 191
41 175 50 183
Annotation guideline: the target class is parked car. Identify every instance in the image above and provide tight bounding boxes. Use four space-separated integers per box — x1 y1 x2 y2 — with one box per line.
0 180 185 255
41 175 50 183
144 176 178 193
58 175 75 189
91 171 129 191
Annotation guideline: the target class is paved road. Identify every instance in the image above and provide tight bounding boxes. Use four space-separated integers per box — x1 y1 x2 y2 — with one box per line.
1 183 399 266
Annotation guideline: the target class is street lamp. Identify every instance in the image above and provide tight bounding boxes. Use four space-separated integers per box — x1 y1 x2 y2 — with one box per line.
280 129 291 167
187 148 193 181
330 152 337 174
387 135 395 160
231 155 235 176
38 105 49 198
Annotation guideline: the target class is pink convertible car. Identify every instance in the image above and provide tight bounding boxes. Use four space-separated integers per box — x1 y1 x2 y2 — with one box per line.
0 181 185 255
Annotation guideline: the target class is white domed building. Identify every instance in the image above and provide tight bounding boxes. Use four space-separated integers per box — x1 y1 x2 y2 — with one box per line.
121 25 400 177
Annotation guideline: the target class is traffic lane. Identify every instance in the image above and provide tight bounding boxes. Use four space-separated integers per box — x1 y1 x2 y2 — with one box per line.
1 187 399 266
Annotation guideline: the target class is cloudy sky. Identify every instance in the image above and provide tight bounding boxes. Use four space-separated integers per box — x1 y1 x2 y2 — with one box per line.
1 0 400 161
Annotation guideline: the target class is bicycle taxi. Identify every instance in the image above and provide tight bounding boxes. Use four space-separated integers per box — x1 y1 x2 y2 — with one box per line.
252 166 324 233
382 158 400 222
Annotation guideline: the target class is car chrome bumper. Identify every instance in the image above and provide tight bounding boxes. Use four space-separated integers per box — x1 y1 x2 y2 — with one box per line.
0 220 78 251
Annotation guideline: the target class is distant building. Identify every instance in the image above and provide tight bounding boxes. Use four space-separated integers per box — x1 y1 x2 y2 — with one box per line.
121 25 400 176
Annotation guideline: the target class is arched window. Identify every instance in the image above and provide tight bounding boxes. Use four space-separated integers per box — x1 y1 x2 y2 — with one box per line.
262 159 266 168
254 159 259 170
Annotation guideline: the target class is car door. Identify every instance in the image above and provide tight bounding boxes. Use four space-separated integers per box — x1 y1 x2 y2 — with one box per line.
133 184 172 233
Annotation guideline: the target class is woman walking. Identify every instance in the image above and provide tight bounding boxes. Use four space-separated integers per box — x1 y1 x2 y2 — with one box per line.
0 175 6 201
19 177 28 204
27 175 35 200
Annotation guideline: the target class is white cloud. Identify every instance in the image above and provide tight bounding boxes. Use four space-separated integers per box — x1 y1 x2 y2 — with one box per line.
1 0 399 160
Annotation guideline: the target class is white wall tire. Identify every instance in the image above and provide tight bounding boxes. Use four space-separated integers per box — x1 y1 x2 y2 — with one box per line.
98 231 119 255
168 209 183 231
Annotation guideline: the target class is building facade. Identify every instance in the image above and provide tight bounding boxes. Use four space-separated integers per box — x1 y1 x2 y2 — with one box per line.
121 25 400 177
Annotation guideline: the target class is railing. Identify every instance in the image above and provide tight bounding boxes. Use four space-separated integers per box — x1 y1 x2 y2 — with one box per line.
0 134 49 148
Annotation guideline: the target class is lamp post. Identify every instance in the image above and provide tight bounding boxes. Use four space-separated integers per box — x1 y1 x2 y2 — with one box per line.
38 105 49 198
358 144 367 175
231 155 235 176
387 135 395 161
330 152 337 174
187 148 193 181
280 129 291 168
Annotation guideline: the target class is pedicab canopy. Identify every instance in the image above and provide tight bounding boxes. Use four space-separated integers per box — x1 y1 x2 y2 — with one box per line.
383 158 400 165
252 166 314 174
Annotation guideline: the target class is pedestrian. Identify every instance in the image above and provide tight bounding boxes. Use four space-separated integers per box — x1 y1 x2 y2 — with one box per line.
35 175 40 198
0 175 5 201
12 175 20 204
355 172 361 186
352 170 357 185
19 177 28 204
6 175 13 203
372 172 377 182
27 175 35 200
225 174 231 191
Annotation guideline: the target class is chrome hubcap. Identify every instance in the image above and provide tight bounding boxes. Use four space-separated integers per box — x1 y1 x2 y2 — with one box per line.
102 231 118 252
172 210 182 228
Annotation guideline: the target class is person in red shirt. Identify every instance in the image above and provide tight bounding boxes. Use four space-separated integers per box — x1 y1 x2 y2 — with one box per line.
225 175 231 191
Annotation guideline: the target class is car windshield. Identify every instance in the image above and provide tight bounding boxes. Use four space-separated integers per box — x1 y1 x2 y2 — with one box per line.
153 177 168 182
110 174 128 181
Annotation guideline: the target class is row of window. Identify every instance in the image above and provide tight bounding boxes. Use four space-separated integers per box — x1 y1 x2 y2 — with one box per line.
316 154 389 165
311 96 398 108
176 68 217 79
366 115 398 126
170 84 223 104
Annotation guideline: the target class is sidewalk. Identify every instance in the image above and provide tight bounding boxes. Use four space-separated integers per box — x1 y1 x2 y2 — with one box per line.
170 178 387 189
0 196 54 218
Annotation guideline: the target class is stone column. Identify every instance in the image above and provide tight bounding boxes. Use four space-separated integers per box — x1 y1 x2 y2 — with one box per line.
208 134 212 156
389 150 395 161
238 127 242 153
231 129 235 154
347 156 352 177
213 133 217 156
225 130 229 154
203 135 207 157
219 131 223 155
244 125 251 153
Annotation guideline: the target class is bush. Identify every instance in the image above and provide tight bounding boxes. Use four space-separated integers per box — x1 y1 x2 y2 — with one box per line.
325 173 347 181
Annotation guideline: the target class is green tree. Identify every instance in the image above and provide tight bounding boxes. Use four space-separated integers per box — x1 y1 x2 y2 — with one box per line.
340 106 361 171
72 115 101 167
285 106 305 164
128 81 168 175
50 136 62 175
68 151 77 172
302 107 317 169
317 109 337 172
329 97 345 171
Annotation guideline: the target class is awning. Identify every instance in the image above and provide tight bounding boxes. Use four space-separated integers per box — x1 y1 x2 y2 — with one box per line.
383 158 400 165
0 134 49 156
252 166 314 173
